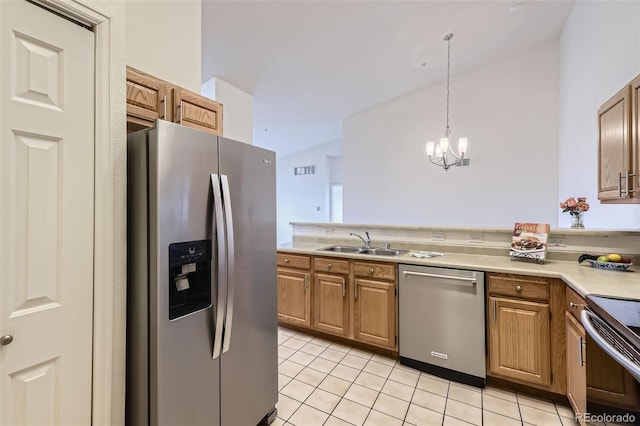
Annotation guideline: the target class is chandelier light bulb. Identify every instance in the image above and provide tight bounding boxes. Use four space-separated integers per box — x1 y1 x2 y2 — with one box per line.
439 137 449 153
458 137 468 156
435 145 443 159
426 142 435 157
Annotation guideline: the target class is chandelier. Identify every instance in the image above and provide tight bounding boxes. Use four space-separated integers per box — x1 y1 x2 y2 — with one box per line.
425 33 468 171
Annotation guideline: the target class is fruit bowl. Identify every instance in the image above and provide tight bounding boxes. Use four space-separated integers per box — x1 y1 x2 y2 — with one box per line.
584 259 633 272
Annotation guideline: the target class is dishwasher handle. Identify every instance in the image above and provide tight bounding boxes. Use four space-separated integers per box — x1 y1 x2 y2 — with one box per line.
401 270 477 285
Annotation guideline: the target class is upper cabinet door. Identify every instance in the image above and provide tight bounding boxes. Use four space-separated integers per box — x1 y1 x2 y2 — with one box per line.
598 85 631 202
126 66 169 132
631 75 640 197
173 87 223 136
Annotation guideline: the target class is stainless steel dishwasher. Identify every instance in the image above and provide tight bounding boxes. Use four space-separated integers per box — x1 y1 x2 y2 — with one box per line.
399 264 485 387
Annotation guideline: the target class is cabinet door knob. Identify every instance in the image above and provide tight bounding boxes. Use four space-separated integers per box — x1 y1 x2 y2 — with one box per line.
1 335 13 346
516 285 522 292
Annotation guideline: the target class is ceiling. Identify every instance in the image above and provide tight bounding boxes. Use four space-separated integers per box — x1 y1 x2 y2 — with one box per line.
201 1 575 158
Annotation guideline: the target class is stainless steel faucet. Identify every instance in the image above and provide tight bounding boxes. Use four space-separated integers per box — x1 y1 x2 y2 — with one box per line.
350 232 371 248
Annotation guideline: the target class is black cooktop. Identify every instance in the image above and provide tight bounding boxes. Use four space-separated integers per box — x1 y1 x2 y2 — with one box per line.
586 295 640 350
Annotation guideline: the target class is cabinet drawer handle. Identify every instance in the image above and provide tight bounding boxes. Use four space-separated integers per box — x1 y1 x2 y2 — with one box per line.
369 268 374 275
161 94 167 120
579 336 584 367
284 258 289 263
304 274 309 292
493 300 497 322
328 263 332 269
515 285 522 292
619 171 624 197
354 281 358 299
342 277 346 297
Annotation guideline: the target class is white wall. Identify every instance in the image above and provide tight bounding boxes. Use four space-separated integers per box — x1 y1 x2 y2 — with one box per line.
202 77 253 144
277 140 342 243
328 155 343 183
343 41 559 227
558 1 640 229
126 0 201 93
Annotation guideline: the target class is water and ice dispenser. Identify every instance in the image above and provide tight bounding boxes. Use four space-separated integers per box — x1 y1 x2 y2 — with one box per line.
168 240 212 320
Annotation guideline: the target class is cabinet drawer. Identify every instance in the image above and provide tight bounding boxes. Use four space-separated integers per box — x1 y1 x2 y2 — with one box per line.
353 262 395 281
566 286 586 321
488 274 549 301
174 87 223 135
314 257 349 274
126 66 168 127
277 253 311 270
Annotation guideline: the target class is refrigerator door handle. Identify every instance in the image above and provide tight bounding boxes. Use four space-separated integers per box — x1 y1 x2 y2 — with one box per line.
211 174 227 360
221 175 235 353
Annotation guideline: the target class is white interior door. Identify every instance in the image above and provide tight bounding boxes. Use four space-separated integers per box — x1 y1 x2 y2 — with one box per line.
0 1 95 424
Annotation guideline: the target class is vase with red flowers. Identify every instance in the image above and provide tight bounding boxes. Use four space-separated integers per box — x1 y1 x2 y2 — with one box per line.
560 196 590 229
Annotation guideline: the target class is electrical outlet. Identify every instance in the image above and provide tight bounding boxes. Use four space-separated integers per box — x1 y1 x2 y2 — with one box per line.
469 234 484 243
549 237 567 247
324 228 334 235
432 232 445 241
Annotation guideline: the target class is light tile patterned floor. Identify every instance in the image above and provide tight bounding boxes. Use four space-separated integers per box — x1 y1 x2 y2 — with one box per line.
275 327 613 426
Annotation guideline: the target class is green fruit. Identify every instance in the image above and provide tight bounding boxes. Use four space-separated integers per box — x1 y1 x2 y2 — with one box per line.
597 256 608 262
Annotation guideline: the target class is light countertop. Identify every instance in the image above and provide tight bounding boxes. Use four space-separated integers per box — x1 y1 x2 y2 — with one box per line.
278 242 640 300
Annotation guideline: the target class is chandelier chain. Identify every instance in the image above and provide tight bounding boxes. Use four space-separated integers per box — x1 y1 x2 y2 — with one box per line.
445 35 451 137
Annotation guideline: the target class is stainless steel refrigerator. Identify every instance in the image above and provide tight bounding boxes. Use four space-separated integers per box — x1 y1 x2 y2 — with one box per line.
126 120 278 426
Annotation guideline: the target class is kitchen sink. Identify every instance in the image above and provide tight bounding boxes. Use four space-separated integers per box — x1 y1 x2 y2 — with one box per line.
359 248 409 256
318 245 408 256
319 245 362 253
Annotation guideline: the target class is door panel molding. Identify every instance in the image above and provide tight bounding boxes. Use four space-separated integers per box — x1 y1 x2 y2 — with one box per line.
29 1 123 425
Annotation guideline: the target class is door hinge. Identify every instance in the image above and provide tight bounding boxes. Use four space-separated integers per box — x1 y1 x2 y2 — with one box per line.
394 288 397 297
549 311 552 320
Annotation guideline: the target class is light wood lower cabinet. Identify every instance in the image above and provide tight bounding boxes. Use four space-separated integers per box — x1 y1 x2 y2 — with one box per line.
586 334 640 411
489 296 551 387
566 311 587 426
565 287 640 412
277 267 311 327
277 252 397 351
313 273 349 337
354 278 396 348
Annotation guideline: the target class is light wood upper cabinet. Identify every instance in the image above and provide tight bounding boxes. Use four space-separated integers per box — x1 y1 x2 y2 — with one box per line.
489 296 551 387
126 66 169 132
313 273 349 337
126 66 223 136
173 87 223 135
566 311 586 426
631 74 640 197
598 74 640 203
277 267 311 327
354 278 396 349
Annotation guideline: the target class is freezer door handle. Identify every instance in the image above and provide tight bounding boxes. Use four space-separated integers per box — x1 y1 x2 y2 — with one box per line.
221 175 235 354
211 174 227 360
